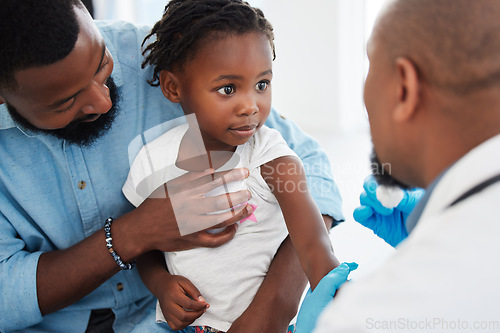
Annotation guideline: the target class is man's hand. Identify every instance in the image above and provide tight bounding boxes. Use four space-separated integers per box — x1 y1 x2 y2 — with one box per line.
353 175 424 247
122 168 253 256
36 167 251 317
295 262 358 333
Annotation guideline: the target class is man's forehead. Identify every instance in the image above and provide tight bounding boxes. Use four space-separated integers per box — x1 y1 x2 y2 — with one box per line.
73 4 105 47
365 30 383 59
9 23 107 109
366 36 375 56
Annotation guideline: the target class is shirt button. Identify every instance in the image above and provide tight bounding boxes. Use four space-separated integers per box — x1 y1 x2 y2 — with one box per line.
116 283 124 291
78 181 86 190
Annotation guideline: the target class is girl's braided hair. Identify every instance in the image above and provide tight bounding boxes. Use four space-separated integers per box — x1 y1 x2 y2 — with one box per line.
141 0 275 86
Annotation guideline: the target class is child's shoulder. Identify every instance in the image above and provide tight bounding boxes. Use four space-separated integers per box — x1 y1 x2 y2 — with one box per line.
142 123 187 152
242 126 298 170
250 125 288 149
255 124 284 139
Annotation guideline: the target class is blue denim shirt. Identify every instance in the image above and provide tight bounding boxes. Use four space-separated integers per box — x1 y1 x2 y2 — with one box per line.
0 20 343 332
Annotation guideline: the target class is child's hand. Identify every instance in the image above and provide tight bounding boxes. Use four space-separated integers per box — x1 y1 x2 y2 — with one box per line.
157 274 209 330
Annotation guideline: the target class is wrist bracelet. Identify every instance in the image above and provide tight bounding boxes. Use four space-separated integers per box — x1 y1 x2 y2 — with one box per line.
104 217 135 270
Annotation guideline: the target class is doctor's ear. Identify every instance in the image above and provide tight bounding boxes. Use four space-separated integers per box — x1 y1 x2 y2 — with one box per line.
159 70 181 103
393 57 420 122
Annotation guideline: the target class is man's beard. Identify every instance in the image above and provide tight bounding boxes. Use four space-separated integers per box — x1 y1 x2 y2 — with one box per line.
370 147 411 190
6 77 120 147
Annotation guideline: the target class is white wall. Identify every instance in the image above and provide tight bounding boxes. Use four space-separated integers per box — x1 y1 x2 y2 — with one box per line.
259 1 367 135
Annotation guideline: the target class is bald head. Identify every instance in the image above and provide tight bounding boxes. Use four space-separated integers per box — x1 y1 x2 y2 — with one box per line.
375 0 500 95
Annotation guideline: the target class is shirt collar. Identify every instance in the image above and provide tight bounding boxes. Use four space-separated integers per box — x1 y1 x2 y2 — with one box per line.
0 104 41 136
0 104 17 130
404 170 447 234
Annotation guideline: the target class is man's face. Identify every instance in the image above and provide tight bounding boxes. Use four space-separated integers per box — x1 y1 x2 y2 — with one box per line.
370 147 411 189
6 77 119 146
0 5 118 146
364 33 408 188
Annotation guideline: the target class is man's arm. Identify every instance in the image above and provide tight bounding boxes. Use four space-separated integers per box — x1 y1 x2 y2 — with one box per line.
36 169 253 314
0 169 251 331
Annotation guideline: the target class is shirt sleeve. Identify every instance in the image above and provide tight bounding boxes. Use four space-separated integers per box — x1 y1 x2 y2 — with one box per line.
264 108 344 224
0 212 44 331
247 126 298 169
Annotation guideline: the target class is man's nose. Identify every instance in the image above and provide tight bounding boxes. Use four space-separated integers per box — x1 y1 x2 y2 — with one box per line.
80 80 112 115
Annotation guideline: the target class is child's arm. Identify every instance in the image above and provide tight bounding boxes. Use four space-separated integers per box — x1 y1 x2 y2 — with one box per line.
262 156 341 290
136 251 209 330
265 110 344 223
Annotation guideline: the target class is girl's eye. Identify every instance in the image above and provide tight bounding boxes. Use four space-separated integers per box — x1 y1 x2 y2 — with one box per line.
256 81 269 91
217 85 235 96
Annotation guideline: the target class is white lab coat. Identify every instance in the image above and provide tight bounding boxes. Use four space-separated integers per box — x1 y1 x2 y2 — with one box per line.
315 134 500 332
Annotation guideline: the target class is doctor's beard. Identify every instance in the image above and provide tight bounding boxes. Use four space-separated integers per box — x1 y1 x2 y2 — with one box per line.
370 147 411 190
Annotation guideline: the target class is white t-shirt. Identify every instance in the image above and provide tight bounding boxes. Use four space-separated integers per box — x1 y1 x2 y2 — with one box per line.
314 134 500 332
122 124 298 331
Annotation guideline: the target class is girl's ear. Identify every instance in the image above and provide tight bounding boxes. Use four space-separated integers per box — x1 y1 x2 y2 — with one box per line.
160 70 181 103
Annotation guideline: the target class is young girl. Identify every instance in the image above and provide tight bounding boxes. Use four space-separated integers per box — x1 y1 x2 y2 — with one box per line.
122 0 340 332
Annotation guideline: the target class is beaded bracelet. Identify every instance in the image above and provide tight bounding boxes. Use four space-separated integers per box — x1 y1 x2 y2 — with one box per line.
104 217 135 270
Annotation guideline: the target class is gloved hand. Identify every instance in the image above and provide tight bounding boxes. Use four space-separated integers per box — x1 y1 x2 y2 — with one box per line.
353 175 424 247
295 262 358 333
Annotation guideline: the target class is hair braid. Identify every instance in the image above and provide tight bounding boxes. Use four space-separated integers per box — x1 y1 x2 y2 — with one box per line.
142 0 275 86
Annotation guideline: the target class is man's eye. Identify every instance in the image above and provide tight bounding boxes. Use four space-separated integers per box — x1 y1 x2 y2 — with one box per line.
256 81 269 91
55 99 76 113
97 61 108 74
217 85 235 96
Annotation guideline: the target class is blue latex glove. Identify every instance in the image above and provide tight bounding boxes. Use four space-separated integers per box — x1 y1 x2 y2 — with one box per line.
353 175 424 247
295 262 358 333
